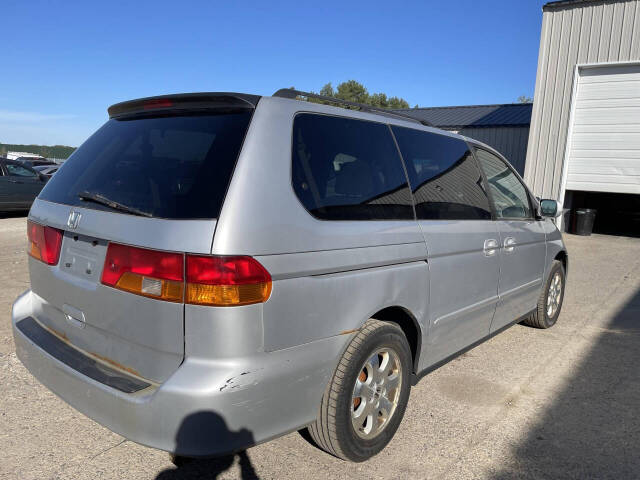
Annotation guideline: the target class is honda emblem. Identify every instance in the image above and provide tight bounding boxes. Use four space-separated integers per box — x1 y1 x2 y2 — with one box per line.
67 210 82 229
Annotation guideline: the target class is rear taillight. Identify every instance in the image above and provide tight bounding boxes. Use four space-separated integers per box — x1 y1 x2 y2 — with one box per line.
100 244 271 306
186 255 272 307
101 243 184 302
27 220 63 265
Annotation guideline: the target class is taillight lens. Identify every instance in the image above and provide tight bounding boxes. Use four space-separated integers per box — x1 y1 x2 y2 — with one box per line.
27 220 63 265
186 255 272 307
101 243 184 302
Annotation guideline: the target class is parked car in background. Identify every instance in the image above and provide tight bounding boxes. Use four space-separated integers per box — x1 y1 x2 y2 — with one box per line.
0 158 48 212
33 165 60 177
11 91 567 463
15 156 57 168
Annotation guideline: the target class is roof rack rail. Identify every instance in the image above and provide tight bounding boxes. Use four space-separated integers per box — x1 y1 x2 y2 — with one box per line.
272 88 432 127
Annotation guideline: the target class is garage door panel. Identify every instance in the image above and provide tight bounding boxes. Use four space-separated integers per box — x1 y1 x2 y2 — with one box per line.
569 159 640 174
567 174 640 184
573 123 640 134
573 107 640 125
566 64 640 195
579 65 640 81
574 97 640 109
566 181 640 194
571 149 640 159
570 132 640 150
577 80 640 100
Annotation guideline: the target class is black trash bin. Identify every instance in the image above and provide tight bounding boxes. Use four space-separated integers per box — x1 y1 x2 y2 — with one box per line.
574 208 597 236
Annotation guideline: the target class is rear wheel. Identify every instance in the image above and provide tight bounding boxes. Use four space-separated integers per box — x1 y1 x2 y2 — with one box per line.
307 319 411 462
523 260 565 329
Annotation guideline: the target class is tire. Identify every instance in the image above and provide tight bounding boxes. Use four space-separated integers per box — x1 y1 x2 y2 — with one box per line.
523 260 565 329
306 319 412 462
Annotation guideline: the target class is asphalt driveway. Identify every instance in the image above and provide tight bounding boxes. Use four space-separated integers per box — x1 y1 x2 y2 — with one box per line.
1 215 638 479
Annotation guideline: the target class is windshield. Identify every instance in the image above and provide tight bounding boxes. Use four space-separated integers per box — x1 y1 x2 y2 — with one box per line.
39 111 252 219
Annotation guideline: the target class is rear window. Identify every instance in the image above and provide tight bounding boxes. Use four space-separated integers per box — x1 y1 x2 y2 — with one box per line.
39 112 252 219
292 113 414 220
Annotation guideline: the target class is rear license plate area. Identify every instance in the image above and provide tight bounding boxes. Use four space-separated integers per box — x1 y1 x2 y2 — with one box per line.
60 233 108 283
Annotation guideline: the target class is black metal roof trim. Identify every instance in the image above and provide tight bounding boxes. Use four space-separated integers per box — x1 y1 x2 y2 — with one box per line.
108 92 261 118
273 88 433 127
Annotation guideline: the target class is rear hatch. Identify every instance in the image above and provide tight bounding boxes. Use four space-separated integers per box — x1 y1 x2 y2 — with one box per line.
27 93 256 383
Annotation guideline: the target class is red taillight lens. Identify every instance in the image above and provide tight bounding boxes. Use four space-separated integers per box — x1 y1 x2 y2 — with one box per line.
143 98 173 110
101 243 184 302
186 255 272 306
27 220 63 265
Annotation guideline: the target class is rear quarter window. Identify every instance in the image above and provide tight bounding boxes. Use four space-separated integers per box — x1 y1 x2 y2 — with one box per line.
292 113 414 220
391 127 491 220
39 112 252 219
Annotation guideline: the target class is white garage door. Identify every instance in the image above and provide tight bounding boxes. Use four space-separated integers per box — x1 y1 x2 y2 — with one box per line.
566 64 640 194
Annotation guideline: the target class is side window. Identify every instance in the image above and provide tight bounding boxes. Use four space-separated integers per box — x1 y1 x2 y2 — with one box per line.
391 126 491 220
292 113 414 220
474 148 532 219
6 164 37 178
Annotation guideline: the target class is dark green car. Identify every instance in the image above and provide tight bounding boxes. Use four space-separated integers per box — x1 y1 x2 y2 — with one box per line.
0 158 48 212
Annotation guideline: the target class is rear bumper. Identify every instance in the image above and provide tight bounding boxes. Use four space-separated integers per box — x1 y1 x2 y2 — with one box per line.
12 290 347 456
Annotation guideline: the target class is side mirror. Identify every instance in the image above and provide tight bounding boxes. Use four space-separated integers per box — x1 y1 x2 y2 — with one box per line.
540 199 559 217
38 173 48 182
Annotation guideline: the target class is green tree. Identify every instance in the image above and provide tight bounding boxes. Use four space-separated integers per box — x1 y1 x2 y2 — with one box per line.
287 80 410 110
517 95 533 103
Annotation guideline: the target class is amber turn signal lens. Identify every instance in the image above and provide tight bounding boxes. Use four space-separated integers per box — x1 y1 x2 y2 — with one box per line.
115 272 184 303
186 282 272 307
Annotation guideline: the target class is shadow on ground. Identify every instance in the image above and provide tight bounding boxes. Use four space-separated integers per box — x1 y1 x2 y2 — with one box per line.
155 411 259 480
493 288 640 479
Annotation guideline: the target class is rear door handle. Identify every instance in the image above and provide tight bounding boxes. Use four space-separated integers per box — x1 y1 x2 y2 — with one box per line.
8 179 23 184
483 239 499 257
503 237 516 253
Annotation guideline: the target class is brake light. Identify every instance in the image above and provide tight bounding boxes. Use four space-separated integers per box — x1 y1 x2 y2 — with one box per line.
101 243 183 302
100 244 272 306
27 220 63 265
186 255 272 306
143 98 173 110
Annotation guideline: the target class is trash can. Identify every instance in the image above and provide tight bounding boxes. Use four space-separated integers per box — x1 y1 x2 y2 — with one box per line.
574 208 597 236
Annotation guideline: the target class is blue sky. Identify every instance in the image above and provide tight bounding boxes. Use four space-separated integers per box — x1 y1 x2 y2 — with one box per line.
1 0 547 146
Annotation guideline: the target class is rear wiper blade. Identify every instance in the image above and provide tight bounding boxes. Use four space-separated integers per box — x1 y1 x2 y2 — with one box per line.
78 191 154 218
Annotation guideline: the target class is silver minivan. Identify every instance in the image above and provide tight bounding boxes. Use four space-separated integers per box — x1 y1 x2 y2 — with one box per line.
12 90 567 462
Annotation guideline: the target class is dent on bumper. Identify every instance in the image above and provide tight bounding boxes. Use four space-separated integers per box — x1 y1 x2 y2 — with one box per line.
12 290 347 456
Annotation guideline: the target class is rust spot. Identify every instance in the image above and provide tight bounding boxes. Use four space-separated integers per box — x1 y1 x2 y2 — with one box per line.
339 328 359 335
38 321 143 379
42 324 69 343
88 351 142 378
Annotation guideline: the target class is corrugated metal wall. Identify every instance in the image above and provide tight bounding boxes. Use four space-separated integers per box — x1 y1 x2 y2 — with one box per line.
458 126 530 175
524 0 640 199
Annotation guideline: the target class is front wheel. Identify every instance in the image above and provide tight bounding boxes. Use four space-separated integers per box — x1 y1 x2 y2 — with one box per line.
306 319 412 462
523 260 565 329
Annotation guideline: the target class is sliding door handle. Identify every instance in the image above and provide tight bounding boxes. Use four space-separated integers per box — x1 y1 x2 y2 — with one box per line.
483 239 499 257
504 237 516 253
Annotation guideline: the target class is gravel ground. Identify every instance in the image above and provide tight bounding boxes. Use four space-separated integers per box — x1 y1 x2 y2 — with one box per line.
1 214 639 479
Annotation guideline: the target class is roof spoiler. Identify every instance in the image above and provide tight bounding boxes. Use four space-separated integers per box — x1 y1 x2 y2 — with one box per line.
273 88 432 127
108 92 261 118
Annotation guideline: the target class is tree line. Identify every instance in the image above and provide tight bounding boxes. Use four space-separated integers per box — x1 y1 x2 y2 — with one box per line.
291 80 412 109
0 143 76 159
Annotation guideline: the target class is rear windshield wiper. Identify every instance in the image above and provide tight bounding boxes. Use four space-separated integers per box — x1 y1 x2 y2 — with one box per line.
78 191 154 218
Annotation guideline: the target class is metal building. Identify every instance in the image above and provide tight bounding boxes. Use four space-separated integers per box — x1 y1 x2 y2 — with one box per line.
525 0 640 233
394 103 532 175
